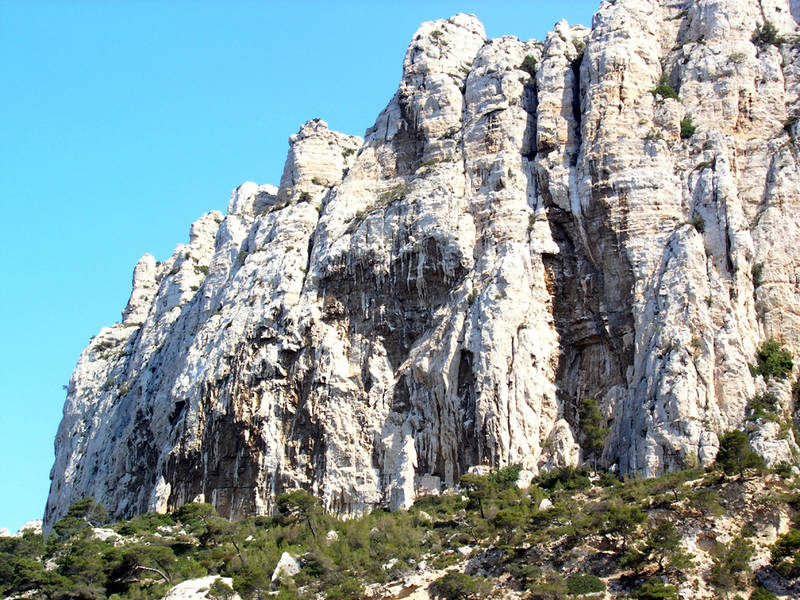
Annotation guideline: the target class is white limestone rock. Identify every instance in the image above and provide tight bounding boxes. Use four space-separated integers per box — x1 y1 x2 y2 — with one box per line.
271 552 301 583
14 520 42 537
46 1 800 529
160 576 240 600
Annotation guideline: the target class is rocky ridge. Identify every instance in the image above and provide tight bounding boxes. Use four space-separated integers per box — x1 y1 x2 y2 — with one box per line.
47 0 800 528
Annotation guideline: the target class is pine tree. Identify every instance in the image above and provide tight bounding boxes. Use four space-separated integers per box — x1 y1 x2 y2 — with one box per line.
579 398 609 472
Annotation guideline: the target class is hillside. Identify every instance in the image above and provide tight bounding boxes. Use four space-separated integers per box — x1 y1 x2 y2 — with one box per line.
6 464 800 599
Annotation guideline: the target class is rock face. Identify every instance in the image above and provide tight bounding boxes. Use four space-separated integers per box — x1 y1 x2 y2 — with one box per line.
160 576 240 600
46 2 800 528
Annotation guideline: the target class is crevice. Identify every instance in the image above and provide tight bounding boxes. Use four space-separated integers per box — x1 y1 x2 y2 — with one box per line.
570 49 584 167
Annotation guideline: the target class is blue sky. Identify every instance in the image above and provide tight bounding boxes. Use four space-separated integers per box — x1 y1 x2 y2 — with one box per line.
0 0 598 532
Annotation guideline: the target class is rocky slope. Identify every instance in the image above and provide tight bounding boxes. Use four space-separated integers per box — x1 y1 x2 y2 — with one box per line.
47 0 800 528
9 469 800 600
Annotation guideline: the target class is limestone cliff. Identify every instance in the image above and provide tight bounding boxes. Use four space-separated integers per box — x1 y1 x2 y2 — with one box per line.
46 0 800 528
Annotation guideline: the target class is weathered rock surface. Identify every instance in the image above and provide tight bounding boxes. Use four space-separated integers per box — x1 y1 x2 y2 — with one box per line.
6 520 43 538
271 552 301 583
160 576 240 600
46 2 800 528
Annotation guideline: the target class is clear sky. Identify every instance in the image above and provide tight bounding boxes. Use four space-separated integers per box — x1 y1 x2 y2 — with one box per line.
0 0 599 532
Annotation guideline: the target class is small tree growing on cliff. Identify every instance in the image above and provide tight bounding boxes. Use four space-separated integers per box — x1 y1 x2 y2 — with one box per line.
579 398 609 472
751 338 793 379
65 498 107 527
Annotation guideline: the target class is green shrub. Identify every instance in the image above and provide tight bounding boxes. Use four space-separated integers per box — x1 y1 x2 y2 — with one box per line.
565 573 605 594
579 398 609 471
643 521 689 571
752 21 784 46
752 262 763 289
459 473 492 518
117 511 176 535
750 586 777 600
633 578 679 600
430 571 490 600
504 562 541 585
680 116 696 139
326 577 365 600
715 430 765 477
206 578 236 600
710 536 755 592
652 83 679 100
688 489 725 517
519 55 537 79
527 570 568 599
538 466 591 491
598 498 647 536
752 338 793 379
772 461 794 478
772 528 800 577
491 464 522 486
65 497 108 526
746 393 780 421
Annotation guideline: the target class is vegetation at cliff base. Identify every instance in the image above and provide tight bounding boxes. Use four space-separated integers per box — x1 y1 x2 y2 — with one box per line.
4 458 800 600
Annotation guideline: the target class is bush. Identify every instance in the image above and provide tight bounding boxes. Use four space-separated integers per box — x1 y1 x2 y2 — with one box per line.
175 503 216 530
117 511 176 535
652 83 679 100
688 489 725 517
752 21 784 46
680 116 696 139
751 586 777 600
430 571 490 600
710 536 755 592
752 338 793 379
519 55 537 79
207 578 236 600
772 461 794 478
772 528 800 577
326 577 365 600
565 573 605 594
746 393 780 421
579 398 609 470
65 497 107 526
538 466 591 491
491 465 522 486
715 430 765 477
633 578 679 600
527 570 568 599
599 498 647 536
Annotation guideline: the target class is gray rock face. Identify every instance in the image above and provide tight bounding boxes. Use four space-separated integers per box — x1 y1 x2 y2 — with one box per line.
46 3 800 528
